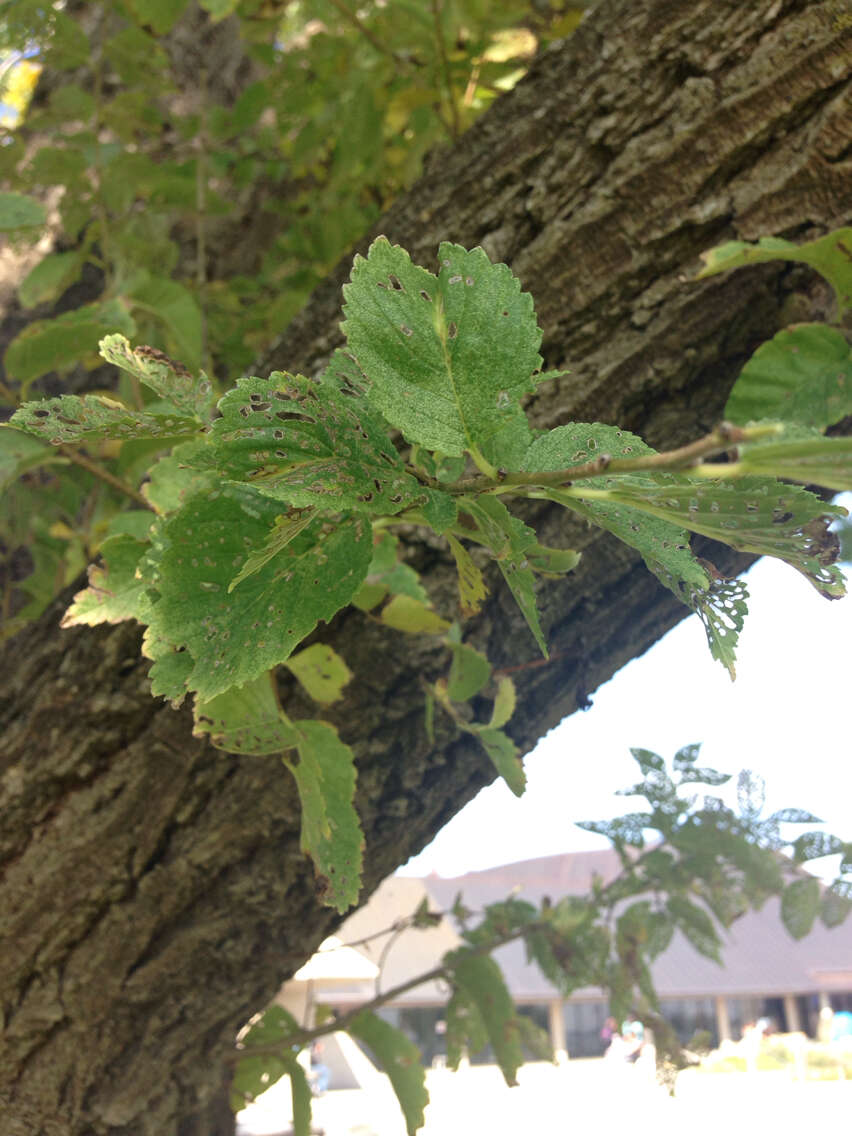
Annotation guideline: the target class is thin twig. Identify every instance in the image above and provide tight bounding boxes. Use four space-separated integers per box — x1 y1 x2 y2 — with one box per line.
431 0 461 140
325 0 397 58
60 447 154 511
196 67 210 375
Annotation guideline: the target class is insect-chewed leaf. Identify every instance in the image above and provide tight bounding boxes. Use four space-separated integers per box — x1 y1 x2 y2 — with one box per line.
285 719 364 913
462 495 547 656
446 949 524 1086
698 229 852 317
99 333 215 420
11 393 198 446
145 483 371 700
0 425 65 489
199 363 421 515
725 325 852 430
193 671 294 754
446 534 487 617
62 534 150 628
142 627 194 707
285 643 353 704
580 474 847 599
781 877 822 940
347 1011 428 1136
342 238 541 464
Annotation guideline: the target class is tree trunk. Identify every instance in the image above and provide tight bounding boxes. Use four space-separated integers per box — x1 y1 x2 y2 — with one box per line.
1 1 850 1132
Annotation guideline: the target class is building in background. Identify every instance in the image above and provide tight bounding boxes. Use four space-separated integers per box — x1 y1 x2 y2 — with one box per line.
274 852 852 1061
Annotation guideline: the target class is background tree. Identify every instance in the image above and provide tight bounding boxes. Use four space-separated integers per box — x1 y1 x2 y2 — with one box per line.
0 1 850 1133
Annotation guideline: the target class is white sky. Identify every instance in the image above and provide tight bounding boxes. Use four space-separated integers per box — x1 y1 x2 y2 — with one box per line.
400 495 852 880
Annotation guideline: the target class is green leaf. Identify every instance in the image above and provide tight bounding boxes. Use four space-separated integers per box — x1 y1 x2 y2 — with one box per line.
821 880 852 929
200 364 421 515
734 432 852 492
126 275 203 371
446 984 488 1067
0 191 47 231
200 0 239 19
568 472 846 600
0 426 64 490
61 535 150 628
673 743 701 768
142 629 194 707
419 488 458 533
127 0 190 34
145 484 371 700
380 594 451 634
476 726 525 797
725 325 852 430
351 531 428 611
488 675 516 729
99 334 215 420
18 251 84 308
285 719 364 913
699 228 852 317
348 1011 428 1136
4 301 136 387
193 672 293 755
231 1009 309 1127
228 509 317 592
142 441 216 514
342 238 541 461
792 831 844 863
462 495 547 656
677 767 732 786
523 425 743 666
630 747 665 775
447 641 492 701
446 533 487 617
447 949 524 1086
781 877 821 940
285 643 354 704
11 394 199 446
667 896 721 962
526 542 581 576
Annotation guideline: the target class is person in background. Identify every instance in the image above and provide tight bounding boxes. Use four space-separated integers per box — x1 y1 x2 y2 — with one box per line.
309 1040 330 1095
622 1011 645 1062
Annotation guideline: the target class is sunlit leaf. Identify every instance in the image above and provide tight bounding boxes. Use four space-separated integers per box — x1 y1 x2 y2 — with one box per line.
99 333 215 420
285 643 353 704
62 534 150 627
380 594 451 634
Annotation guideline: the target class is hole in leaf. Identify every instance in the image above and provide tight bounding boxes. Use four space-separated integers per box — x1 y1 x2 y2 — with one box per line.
448 321 458 339
419 290 432 302
448 274 462 285
465 276 474 286
388 274 404 291
401 325 413 336
276 410 315 424
33 408 50 418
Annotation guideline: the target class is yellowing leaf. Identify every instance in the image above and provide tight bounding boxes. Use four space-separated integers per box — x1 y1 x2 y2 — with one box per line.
285 643 353 704
381 594 450 634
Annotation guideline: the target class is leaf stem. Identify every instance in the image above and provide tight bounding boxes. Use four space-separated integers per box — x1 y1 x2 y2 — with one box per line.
59 447 154 511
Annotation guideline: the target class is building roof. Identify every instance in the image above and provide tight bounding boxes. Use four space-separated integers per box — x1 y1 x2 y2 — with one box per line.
327 851 852 1007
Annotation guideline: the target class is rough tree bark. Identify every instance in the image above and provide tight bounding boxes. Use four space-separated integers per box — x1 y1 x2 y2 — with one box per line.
1 1 850 1132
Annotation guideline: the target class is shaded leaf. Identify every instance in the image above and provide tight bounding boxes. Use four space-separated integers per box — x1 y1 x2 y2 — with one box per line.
62 535 150 628
0 426 64 490
446 533 487 616
447 641 491 701
193 672 293 755
488 675 516 729
667 896 721 962
768 808 824 825
4 301 136 386
348 1011 428 1136
699 229 852 317
18 251 84 308
342 238 541 462
447 949 524 1086
286 719 364 913
821 880 852 929
126 275 203 370
0 191 46 230
735 432 852 492
228 509 316 592
463 495 547 656
475 726 525 797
